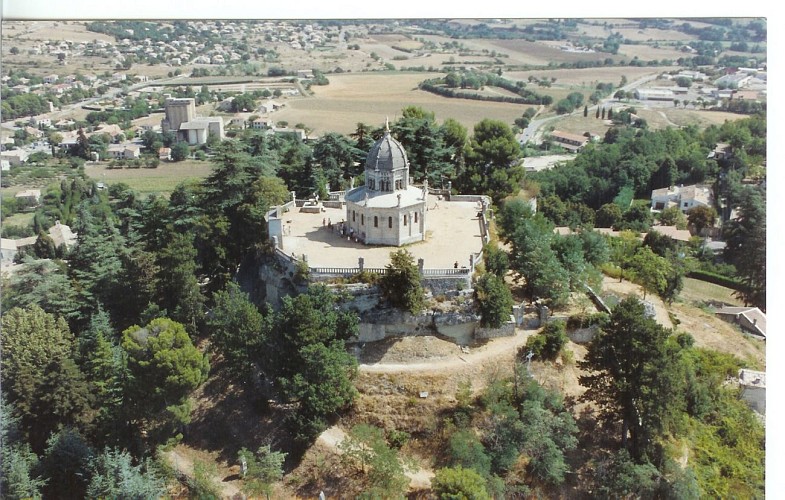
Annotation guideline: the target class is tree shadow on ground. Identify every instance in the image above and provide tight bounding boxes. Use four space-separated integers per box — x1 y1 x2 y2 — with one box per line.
183 354 310 473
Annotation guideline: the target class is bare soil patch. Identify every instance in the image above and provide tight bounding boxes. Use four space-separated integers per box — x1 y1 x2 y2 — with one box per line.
669 301 766 369
601 276 674 329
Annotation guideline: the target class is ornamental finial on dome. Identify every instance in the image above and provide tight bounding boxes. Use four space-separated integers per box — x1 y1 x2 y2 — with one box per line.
385 116 390 133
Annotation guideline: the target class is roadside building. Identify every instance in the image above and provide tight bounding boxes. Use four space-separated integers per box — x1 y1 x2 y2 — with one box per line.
548 130 589 152
634 88 675 101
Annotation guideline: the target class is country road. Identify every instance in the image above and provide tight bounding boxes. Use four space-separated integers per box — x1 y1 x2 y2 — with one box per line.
519 72 660 145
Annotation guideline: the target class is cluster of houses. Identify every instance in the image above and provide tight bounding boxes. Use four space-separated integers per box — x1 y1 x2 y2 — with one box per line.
634 66 767 103
3 70 138 98
11 20 343 71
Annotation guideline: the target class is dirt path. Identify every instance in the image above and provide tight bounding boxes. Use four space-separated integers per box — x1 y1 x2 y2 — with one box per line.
162 448 242 499
316 425 436 490
358 329 533 375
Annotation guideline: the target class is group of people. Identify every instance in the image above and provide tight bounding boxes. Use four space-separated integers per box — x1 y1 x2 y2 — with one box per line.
324 217 362 242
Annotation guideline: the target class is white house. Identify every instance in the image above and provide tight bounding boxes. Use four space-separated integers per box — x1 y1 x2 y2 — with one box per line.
635 88 675 101
650 184 712 213
107 143 141 160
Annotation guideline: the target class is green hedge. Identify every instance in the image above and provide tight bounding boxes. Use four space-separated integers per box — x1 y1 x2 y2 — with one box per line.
687 270 744 291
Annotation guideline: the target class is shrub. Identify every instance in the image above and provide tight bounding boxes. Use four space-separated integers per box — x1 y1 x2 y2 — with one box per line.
523 320 568 361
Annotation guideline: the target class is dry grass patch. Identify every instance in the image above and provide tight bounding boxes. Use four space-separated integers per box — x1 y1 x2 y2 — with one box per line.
669 301 765 370
680 277 743 306
275 73 533 135
618 43 687 60
84 160 214 195
543 112 613 137
503 66 666 86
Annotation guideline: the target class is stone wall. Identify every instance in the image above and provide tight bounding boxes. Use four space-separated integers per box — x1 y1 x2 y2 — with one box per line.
475 315 516 339
567 325 599 344
423 276 472 296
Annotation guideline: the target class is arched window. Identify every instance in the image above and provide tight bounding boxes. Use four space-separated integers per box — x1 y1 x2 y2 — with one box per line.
388 216 392 228
414 211 418 223
374 216 378 227
361 214 364 225
404 214 408 226
352 210 355 222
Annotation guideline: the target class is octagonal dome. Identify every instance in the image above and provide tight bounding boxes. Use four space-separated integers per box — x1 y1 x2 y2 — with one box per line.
365 131 409 172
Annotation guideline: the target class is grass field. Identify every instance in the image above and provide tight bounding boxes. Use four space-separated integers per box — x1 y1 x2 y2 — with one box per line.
680 277 744 306
2 211 35 228
84 160 215 195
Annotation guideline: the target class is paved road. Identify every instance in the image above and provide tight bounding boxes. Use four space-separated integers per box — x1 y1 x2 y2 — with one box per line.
518 72 660 146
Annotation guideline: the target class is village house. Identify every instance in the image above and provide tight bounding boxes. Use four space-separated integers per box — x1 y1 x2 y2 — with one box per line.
30 116 52 128
252 117 272 129
107 143 141 160
0 149 30 166
43 74 59 84
158 147 172 161
732 90 760 101
1 239 20 266
258 101 282 114
715 306 766 339
548 130 589 152
48 220 78 251
14 189 42 206
270 127 306 141
709 143 733 160
650 184 712 213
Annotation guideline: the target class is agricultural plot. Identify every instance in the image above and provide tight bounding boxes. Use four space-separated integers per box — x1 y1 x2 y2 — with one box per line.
272 72 533 135
503 66 665 86
617 43 687 60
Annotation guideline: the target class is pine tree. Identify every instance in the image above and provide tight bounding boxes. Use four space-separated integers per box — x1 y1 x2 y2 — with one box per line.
579 297 680 461
380 249 425 314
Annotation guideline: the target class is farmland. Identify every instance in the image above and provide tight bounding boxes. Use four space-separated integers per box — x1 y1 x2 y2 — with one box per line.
273 72 535 135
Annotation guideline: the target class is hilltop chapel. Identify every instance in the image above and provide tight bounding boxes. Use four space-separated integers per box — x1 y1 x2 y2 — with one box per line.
343 121 428 246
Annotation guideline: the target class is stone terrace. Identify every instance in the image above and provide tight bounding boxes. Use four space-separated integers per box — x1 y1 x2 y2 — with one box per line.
279 195 484 269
